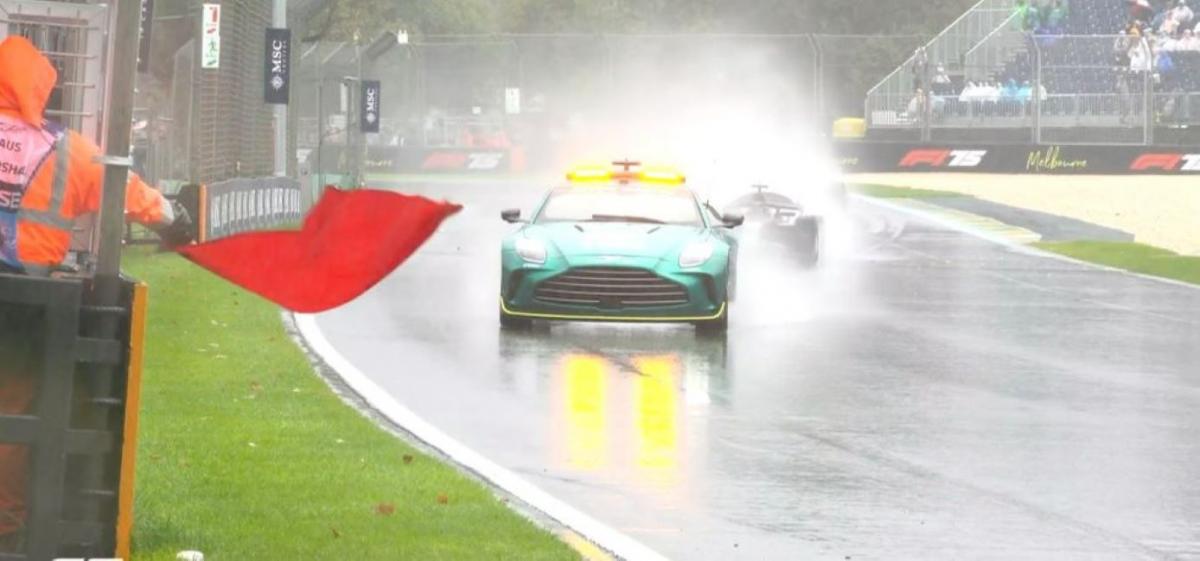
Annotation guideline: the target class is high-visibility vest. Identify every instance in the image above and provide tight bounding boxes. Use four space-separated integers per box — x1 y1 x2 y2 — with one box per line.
0 114 69 276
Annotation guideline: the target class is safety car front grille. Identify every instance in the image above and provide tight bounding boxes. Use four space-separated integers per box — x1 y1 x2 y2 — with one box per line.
534 267 689 307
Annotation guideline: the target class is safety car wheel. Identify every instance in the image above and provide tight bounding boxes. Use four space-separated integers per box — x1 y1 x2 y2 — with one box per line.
695 304 729 335
499 308 533 330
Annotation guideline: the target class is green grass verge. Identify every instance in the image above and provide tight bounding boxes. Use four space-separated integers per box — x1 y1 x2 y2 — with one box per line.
1035 241 1200 286
850 183 966 199
122 247 579 561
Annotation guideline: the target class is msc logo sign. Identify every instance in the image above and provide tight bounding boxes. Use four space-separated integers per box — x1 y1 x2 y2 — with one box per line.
898 149 987 168
1129 153 1200 172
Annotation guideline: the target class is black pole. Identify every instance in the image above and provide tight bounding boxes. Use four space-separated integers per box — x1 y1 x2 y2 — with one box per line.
95 0 143 301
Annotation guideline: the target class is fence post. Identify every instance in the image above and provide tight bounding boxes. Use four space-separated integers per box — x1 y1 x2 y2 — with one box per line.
1143 36 1154 146
806 34 823 130
1032 35 1042 145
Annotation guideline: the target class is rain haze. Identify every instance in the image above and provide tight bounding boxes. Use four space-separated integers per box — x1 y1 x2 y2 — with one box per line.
58 0 1200 559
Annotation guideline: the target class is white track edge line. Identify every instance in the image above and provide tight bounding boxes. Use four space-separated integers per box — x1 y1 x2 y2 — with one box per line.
292 313 670 561
852 193 1200 293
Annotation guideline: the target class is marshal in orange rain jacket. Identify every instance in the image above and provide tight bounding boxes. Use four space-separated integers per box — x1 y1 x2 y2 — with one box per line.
0 34 174 539
0 35 174 275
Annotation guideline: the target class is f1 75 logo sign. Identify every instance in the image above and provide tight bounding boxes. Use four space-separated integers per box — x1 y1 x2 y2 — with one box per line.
899 149 988 168
1129 153 1200 172
420 151 505 171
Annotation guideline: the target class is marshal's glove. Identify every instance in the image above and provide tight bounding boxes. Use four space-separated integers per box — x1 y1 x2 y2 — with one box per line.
155 199 199 248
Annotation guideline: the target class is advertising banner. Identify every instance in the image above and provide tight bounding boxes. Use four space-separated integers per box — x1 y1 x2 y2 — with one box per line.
198 177 302 242
264 28 291 104
310 146 520 174
201 4 221 69
360 80 381 133
836 141 1200 175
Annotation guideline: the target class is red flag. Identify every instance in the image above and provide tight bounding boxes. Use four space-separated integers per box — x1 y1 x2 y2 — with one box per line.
178 188 461 313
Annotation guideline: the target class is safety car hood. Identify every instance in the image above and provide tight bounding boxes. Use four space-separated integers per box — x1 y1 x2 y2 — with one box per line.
529 222 705 258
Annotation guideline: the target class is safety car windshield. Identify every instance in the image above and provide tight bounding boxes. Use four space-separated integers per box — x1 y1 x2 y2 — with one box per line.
535 186 703 226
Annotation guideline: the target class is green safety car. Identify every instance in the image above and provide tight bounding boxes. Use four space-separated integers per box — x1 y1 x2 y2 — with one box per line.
499 162 742 333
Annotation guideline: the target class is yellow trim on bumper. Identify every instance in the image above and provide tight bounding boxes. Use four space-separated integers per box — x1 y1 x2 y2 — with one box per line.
500 297 725 322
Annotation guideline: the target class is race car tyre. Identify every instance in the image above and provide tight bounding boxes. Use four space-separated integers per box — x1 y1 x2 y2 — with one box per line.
796 222 821 270
695 304 729 335
499 308 533 330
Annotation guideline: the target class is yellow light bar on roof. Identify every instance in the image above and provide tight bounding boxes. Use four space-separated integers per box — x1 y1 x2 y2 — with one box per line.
638 167 686 185
565 163 686 186
566 166 613 182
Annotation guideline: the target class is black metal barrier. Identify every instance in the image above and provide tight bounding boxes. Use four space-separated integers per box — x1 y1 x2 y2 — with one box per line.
0 273 146 561
836 141 1200 175
191 177 302 242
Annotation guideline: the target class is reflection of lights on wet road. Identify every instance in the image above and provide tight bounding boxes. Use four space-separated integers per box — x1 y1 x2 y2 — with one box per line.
559 351 685 483
563 354 608 469
632 356 681 473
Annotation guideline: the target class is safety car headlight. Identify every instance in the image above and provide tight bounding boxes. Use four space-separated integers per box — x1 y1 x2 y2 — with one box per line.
515 237 547 264
679 240 714 268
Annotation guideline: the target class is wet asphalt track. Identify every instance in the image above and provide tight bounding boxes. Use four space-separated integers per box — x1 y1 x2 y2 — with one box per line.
314 181 1200 560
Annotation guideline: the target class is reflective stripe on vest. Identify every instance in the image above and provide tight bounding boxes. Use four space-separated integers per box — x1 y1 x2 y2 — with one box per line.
17 133 72 230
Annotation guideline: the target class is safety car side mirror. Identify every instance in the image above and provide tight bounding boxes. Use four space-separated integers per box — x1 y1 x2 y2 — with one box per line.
721 212 744 228
501 208 524 223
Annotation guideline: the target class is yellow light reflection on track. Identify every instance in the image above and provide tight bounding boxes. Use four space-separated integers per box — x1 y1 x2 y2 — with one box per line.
632 355 680 472
563 354 608 470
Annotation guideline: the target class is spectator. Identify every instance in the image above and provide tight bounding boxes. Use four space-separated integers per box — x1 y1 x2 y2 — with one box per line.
958 81 981 102
1130 0 1154 24
932 64 951 86
1129 34 1154 72
1002 78 1021 99
1017 80 1034 101
911 47 929 89
1114 28 1135 67
1182 29 1200 49
1161 13 1182 34
1047 0 1069 29
1012 0 1032 29
907 88 926 118
1155 46 1176 86
980 80 1002 103
1172 0 1195 28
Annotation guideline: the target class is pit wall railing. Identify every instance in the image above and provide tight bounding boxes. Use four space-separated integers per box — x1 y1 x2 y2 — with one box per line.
864 0 1017 125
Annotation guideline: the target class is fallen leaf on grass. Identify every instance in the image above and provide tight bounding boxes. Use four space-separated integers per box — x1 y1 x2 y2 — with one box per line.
402 455 414 465
250 382 262 393
330 527 341 539
375 502 396 516
436 493 449 505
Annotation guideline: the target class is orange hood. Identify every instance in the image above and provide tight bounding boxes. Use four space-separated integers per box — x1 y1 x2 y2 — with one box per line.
0 35 58 126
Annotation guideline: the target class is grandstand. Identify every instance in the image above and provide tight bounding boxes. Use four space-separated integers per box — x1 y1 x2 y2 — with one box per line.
864 0 1200 144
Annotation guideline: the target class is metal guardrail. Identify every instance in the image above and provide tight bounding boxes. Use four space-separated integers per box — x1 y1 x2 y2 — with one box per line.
869 92 1163 128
